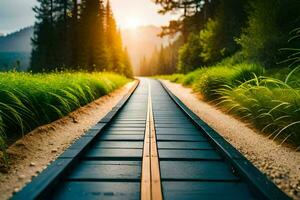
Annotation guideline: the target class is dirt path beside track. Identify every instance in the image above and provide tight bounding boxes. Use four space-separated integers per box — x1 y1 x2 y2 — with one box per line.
0 81 136 200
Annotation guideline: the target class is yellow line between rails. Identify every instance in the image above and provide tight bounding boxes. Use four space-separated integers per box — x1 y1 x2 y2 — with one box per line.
141 81 163 200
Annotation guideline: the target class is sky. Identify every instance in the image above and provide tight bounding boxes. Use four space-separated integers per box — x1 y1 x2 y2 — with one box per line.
0 0 178 34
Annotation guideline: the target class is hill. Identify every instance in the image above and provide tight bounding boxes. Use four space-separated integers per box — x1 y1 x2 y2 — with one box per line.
0 25 167 73
0 27 33 71
0 26 33 52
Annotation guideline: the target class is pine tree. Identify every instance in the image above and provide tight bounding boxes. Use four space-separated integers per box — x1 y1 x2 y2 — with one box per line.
30 0 132 74
80 0 107 71
105 0 123 73
122 47 133 77
70 0 79 69
158 44 166 74
139 56 148 76
30 0 56 72
55 0 73 69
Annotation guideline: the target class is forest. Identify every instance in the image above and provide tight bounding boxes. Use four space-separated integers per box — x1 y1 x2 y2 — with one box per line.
0 0 133 156
151 0 300 146
141 0 300 75
31 0 133 77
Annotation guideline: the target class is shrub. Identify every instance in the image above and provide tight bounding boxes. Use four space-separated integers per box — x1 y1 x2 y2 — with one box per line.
155 74 185 83
181 63 264 100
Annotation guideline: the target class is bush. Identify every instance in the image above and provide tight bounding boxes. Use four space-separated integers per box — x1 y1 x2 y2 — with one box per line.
231 63 265 84
155 74 185 83
192 67 236 100
181 69 203 86
179 63 264 100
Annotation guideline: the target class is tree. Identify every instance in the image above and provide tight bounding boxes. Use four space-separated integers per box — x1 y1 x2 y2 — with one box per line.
139 56 148 76
122 47 133 77
30 0 133 75
54 0 73 69
30 0 56 72
105 0 123 73
154 0 218 40
238 0 300 67
178 33 203 73
198 0 247 64
105 0 133 76
70 0 79 69
80 0 107 71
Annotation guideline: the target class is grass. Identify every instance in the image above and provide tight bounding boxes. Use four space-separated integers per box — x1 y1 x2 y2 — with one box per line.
157 64 300 147
0 71 130 164
157 63 264 100
217 75 300 146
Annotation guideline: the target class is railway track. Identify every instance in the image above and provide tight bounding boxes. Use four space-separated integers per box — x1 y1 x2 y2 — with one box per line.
13 78 289 200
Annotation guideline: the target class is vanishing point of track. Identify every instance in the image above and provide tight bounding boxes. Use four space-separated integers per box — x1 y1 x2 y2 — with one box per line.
13 78 290 200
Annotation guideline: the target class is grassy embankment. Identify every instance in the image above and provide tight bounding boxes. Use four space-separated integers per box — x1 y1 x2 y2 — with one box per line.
0 72 130 161
157 62 300 147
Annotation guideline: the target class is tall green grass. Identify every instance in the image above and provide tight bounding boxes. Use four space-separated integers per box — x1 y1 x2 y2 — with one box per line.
217 74 300 146
158 64 300 147
0 72 130 154
158 63 264 100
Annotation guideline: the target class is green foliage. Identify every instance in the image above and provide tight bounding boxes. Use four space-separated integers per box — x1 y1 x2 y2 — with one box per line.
237 0 300 67
155 74 185 83
178 33 203 73
199 0 247 64
199 19 220 63
30 0 133 76
159 64 300 146
0 72 129 151
79 0 107 71
153 0 218 39
192 67 237 100
171 63 264 100
156 0 300 75
155 0 300 146
170 0 248 74
190 64 263 100
217 75 300 146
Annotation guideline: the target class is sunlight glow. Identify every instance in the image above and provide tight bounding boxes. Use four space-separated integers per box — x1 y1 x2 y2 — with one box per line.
124 17 143 29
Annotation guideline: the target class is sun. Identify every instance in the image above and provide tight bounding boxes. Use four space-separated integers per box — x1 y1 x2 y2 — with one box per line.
125 17 142 29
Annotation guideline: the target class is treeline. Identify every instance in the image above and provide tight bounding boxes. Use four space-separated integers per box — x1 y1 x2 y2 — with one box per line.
31 0 132 77
139 38 182 75
141 0 300 75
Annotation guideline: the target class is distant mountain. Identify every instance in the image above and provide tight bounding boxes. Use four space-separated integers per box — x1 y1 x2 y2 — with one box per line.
0 26 33 52
0 52 30 71
121 25 169 74
0 26 33 71
0 25 169 73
